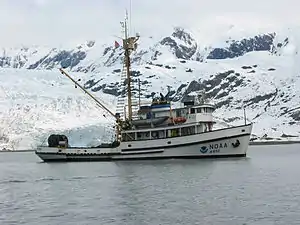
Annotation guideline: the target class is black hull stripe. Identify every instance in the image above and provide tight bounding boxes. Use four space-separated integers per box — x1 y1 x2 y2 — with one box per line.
121 150 164 155
37 153 247 162
121 133 250 152
36 151 119 156
36 150 163 157
35 150 164 157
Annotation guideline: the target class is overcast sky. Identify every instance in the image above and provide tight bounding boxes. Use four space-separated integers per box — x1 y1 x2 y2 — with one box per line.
0 0 299 46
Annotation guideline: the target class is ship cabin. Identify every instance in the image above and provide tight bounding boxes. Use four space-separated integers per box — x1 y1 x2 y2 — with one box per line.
137 100 171 120
121 100 216 142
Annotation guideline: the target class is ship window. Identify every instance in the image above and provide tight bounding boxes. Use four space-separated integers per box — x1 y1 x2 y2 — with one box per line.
136 131 150 140
242 129 245 132
190 126 196 135
190 108 195 114
181 127 191 136
167 141 171 144
166 129 179 138
170 129 179 137
197 108 202 113
182 109 188 116
158 130 165 139
122 133 135 141
139 114 146 120
128 144 132 147
127 133 135 141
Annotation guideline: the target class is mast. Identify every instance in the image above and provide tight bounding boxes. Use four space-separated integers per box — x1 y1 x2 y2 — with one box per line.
125 17 132 120
121 10 139 120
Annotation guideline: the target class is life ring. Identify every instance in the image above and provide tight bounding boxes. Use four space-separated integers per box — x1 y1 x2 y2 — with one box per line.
232 139 240 148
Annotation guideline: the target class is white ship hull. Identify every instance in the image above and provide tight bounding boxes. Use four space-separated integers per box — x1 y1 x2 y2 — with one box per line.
35 123 253 162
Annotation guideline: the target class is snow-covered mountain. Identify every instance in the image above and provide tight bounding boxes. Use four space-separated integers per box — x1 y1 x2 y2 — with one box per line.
1 26 300 150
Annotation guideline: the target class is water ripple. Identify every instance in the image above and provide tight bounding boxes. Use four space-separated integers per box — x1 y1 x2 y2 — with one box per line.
40 214 68 218
0 145 300 225
0 179 27 184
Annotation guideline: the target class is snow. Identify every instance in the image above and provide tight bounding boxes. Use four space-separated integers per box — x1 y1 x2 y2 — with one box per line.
0 68 116 150
1 26 300 150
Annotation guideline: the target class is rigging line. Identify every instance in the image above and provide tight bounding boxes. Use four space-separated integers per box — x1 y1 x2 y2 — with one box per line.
65 79 113 121
59 68 117 119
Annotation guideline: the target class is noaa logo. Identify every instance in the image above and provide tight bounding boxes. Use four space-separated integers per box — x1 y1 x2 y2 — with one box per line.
200 142 229 154
200 146 209 153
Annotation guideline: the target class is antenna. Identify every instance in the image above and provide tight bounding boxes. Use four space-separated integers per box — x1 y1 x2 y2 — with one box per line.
138 78 141 108
125 11 128 39
167 85 171 101
129 0 132 36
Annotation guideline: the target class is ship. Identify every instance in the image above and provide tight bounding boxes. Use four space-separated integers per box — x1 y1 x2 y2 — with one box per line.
35 12 253 162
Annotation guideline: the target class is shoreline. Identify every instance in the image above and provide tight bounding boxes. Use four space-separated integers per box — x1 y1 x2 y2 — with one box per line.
0 149 35 153
249 140 300 145
1 140 300 152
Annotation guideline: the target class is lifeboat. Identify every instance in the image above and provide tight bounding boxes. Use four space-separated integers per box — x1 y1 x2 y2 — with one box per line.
170 117 187 124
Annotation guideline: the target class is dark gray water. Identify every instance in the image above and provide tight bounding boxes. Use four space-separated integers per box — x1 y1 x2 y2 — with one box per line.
0 144 300 225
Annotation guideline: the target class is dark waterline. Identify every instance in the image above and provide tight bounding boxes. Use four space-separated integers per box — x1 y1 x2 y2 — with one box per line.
0 144 300 224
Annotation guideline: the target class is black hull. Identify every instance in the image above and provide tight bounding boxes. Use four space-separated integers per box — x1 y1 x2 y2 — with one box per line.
36 152 246 163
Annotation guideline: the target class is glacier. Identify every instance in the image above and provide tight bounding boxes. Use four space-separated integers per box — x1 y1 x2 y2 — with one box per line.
0 26 300 150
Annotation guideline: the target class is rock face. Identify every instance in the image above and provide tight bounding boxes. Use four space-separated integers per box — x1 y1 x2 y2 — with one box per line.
28 50 87 70
207 33 276 59
0 29 279 71
160 27 198 60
